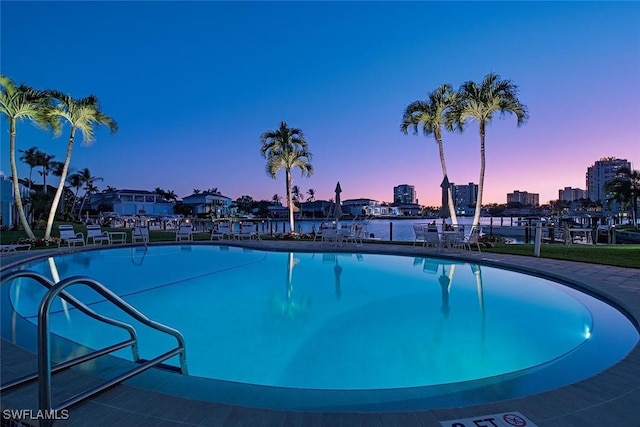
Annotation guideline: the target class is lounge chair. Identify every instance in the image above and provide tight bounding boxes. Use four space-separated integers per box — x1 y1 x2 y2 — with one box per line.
211 222 233 240
0 244 31 252
176 223 193 241
236 222 258 240
58 224 85 247
132 225 150 244
86 224 110 245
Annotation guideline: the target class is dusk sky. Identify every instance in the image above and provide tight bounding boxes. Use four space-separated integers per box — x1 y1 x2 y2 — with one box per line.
1 1 638 207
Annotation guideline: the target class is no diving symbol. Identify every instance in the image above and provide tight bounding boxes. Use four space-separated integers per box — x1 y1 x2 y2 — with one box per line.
503 413 526 426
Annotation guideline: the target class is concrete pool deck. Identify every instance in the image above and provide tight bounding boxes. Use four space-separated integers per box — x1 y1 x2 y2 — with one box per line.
1 240 639 426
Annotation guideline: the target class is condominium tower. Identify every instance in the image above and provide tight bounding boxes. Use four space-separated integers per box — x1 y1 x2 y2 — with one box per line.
393 184 417 204
586 157 631 203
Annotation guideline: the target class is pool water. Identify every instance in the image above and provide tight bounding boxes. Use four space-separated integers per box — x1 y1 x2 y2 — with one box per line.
5 245 638 409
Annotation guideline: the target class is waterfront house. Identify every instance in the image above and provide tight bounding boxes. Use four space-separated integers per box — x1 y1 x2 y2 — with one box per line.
87 189 174 216
182 191 232 217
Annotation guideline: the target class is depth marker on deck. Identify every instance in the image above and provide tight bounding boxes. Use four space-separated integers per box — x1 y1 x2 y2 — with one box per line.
440 411 537 427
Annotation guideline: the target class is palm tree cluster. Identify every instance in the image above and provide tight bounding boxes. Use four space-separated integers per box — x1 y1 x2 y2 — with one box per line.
1 74 117 239
260 121 314 232
401 72 528 227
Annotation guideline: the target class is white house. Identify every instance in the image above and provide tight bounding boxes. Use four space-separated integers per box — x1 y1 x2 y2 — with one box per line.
182 192 232 217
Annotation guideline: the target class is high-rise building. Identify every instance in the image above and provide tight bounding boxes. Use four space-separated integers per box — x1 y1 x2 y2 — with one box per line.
507 190 539 207
586 157 631 203
393 184 417 204
559 187 587 202
451 182 478 208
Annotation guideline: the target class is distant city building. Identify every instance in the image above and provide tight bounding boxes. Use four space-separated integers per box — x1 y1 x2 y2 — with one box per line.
507 190 539 207
393 184 417 204
586 157 631 203
559 187 587 202
451 182 478 208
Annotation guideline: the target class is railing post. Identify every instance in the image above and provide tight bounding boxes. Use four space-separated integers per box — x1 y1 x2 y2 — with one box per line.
389 222 393 241
534 222 542 257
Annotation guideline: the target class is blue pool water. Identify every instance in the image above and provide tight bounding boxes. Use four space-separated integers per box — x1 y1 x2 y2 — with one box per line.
4 245 638 410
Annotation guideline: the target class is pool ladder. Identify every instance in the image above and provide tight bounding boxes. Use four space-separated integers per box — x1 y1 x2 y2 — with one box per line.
0 270 188 427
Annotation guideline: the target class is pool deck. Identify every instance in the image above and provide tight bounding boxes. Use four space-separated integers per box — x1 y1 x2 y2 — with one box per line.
1 240 639 426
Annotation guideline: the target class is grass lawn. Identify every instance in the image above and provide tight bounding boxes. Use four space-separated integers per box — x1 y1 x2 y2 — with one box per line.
2 223 638 269
484 243 640 269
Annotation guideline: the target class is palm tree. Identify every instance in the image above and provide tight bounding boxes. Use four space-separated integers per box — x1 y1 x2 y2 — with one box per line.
1 75 59 238
36 151 55 194
19 146 41 192
291 185 304 219
306 188 316 202
448 73 528 226
75 168 104 219
272 194 282 205
605 166 640 229
44 93 117 239
67 172 84 215
401 84 459 226
260 122 314 232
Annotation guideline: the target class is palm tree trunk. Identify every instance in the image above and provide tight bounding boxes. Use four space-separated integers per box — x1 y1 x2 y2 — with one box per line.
9 119 36 238
472 122 486 227
286 169 294 232
44 129 75 239
435 133 458 226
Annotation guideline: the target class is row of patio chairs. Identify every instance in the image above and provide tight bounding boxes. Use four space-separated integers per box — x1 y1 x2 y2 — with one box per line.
210 222 260 241
413 223 482 252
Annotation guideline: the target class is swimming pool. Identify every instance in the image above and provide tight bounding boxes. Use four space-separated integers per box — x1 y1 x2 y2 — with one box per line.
3 245 638 411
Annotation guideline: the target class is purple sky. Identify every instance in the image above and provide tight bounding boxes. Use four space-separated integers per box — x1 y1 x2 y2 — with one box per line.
1 1 638 206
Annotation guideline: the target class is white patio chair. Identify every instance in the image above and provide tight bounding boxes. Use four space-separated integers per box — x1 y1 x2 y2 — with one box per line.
425 226 442 250
176 223 193 241
413 223 428 246
340 223 362 246
132 225 150 244
58 224 85 247
462 226 482 252
321 227 340 246
86 224 110 245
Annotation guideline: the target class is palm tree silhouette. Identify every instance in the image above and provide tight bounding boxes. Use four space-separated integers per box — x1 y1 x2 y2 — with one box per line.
44 93 117 238
260 121 313 233
448 73 528 227
401 84 459 225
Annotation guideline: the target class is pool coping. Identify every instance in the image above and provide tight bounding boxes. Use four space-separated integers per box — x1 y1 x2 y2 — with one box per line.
1 240 639 426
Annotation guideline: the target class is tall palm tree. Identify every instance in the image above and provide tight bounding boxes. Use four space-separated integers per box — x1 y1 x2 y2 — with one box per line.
19 146 41 192
260 122 314 232
401 84 459 226
44 93 117 239
448 73 528 226
75 168 103 218
605 166 640 229
1 75 59 238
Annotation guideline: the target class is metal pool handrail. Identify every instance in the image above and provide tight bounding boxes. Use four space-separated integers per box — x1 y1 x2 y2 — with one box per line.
1 271 188 426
